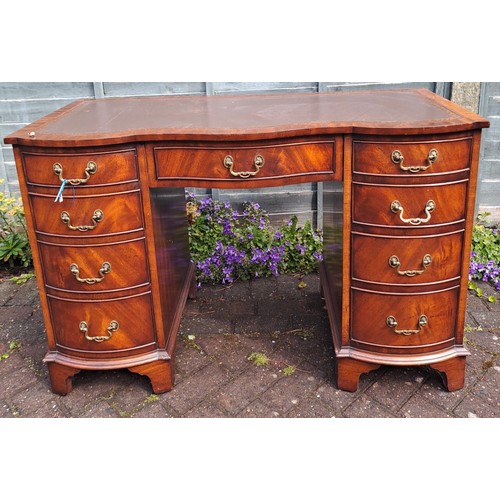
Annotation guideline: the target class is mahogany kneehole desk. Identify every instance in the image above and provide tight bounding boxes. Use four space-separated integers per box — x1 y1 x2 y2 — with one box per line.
5 89 489 395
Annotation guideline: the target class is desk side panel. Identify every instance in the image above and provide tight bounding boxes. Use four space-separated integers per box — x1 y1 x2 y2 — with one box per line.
321 180 345 350
146 187 193 353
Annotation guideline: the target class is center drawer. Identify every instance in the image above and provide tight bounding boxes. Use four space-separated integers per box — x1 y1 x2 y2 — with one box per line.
152 138 338 183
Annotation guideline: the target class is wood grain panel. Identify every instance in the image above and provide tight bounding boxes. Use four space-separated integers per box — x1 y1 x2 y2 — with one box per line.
352 181 467 229
30 189 144 237
22 148 138 186
48 292 156 357
351 231 464 286
39 237 150 293
353 136 472 176
350 287 458 352
153 138 337 184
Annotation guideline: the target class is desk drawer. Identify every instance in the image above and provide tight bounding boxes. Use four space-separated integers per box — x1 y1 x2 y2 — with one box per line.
353 136 472 176
30 189 144 237
22 148 139 186
39 238 149 293
350 288 458 352
351 231 463 286
352 181 467 229
48 293 156 357
153 138 337 182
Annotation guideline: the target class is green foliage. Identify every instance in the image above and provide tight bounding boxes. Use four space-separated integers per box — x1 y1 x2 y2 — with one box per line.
469 212 500 296
247 352 270 366
0 340 21 361
282 365 296 376
471 212 500 263
182 333 203 352
0 181 32 268
9 272 35 284
187 195 323 285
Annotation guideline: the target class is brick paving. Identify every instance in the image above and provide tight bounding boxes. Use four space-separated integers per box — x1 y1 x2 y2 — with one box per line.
0 272 499 418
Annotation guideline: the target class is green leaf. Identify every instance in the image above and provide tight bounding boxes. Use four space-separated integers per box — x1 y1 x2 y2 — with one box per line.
247 352 269 366
487 296 497 303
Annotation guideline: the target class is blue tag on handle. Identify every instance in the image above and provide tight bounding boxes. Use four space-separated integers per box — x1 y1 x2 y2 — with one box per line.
54 179 67 202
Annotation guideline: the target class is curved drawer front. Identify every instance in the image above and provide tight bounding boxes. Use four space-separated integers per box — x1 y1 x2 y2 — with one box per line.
351 231 463 286
153 139 336 182
39 238 149 293
353 136 472 177
352 181 467 229
30 190 144 237
22 148 139 186
48 293 156 357
350 288 458 353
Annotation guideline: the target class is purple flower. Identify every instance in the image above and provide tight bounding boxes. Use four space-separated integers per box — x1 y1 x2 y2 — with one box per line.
200 198 212 210
222 219 233 236
295 243 307 255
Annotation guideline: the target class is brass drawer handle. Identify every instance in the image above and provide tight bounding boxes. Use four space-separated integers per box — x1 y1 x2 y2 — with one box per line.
389 254 432 276
386 315 428 336
53 161 97 185
70 261 111 284
391 149 438 173
80 320 119 342
390 199 435 225
60 209 104 231
223 154 264 178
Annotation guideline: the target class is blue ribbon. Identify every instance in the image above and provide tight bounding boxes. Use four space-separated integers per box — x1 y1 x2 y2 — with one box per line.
54 179 67 202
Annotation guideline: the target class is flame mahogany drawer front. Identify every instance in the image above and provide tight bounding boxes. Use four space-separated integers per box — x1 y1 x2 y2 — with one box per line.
152 137 339 183
30 189 144 237
352 135 472 176
350 288 459 353
351 231 464 286
48 293 157 357
352 181 467 229
39 238 150 293
22 148 139 186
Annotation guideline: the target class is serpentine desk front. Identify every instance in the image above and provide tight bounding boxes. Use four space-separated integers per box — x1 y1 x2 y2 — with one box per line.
4 89 489 395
